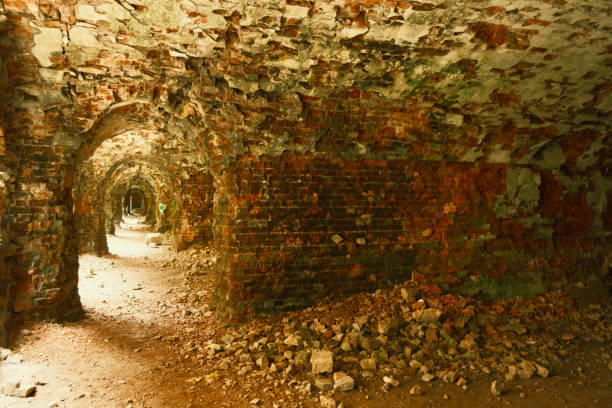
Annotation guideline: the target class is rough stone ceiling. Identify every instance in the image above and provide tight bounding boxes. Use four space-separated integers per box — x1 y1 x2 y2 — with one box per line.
106 161 174 194
24 0 609 167
81 129 167 174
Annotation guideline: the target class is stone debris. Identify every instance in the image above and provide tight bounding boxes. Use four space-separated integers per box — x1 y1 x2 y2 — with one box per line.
314 377 333 392
0 348 10 360
144 233 163 246
310 350 333 375
0 381 37 398
117 262 611 407
409 385 423 395
319 395 336 408
163 278 612 406
490 380 504 396
332 372 355 392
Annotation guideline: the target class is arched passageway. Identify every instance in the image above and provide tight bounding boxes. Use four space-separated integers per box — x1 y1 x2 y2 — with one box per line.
0 1 611 406
124 188 146 216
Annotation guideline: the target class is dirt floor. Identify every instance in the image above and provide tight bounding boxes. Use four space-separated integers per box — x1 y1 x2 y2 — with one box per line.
1 223 611 408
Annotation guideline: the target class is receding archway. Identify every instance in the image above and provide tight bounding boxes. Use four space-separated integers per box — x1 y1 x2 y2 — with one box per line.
66 99 221 329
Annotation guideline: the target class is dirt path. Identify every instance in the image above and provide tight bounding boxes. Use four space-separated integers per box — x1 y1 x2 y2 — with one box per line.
1 225 611 408
0 226 208 408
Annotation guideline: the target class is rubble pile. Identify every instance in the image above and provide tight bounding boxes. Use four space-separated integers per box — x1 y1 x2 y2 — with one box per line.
164 250 612 406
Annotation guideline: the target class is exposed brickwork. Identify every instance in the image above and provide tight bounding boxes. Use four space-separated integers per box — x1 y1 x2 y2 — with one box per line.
213 155 609 321
0 6 16 345
176 168 215 250
3 146 81 324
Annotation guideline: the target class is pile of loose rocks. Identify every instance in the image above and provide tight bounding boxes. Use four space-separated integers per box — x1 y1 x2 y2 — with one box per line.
0 348 37 398
170 263 612 407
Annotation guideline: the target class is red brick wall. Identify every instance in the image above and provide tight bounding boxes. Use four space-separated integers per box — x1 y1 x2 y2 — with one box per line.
213 153 608 321
175 168 215 250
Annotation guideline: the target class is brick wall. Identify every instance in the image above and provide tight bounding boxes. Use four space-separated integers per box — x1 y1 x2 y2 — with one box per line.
212 154 609 321
4 146 81 324
176 168 215 250
0 161 10 346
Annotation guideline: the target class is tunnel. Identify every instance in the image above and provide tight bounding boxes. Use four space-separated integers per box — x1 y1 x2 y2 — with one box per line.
0 1 610 406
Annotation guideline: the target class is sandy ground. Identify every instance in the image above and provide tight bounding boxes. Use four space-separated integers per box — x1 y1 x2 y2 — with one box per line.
1 226 204 407
1 223 611 408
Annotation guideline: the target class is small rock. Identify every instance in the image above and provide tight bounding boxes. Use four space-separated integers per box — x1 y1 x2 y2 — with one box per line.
333 372 355 392
331 234 343 244
505 365 517 381
412 308 442 323
0 348 10 361
442 371 456 383
360 358 376 371
409 385 423 395
421 373 434 382
520 392 526 398
517 360 536 379
5 353 23 364
320 395 336 408
383 376 399 387
400 287 411 301
459 335 477 350
314 377 333 392
144 233 162 246
378 318 394 335
534 362 549 378
256 357 268 369
1 381 36 398
284 334 302 347
250 398 260 405
311 350 334 375
424 327 438 342
490 380 504 397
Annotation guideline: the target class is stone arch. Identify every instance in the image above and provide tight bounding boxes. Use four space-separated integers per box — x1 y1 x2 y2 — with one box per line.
73 99 227 178
114 180 156 226
123 187 148 216
96 156 183 252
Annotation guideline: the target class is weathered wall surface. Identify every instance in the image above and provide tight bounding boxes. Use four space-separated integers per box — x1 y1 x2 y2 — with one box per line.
177 167 216 250
0 1 11 346
0 0 610 328
0 0 82 333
